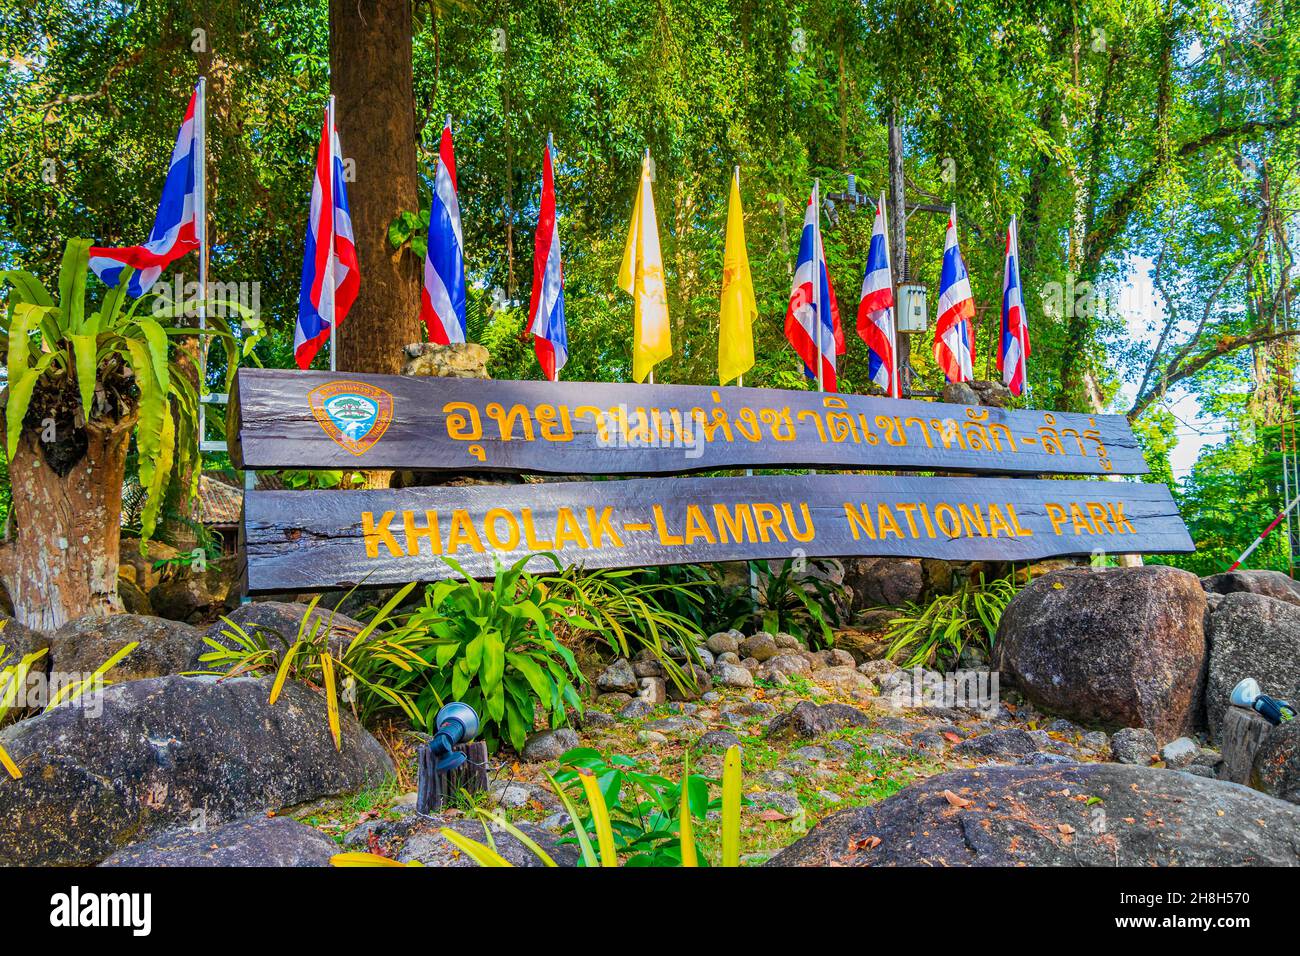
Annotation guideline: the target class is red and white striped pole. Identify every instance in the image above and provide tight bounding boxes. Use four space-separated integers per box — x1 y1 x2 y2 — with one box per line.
1229 493 1300 571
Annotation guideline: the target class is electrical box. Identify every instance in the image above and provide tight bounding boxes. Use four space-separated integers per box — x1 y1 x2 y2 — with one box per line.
896 283 929 332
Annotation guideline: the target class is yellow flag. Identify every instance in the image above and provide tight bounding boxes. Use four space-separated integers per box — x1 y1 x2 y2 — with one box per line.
718 168 756 385
618 154 671 382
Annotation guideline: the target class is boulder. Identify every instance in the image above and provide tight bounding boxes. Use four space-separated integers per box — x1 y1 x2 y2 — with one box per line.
705 631 741 655
520 728 580 763
951 728 1038 760
117 576 154 616
596 658 638 694
0 613 50 670
1252 718 1300 805
993 567 1207 741
49 614 204 682
766 764 1300 866
101 815 338 867
401 341 491 379
755 653 812 684
344 811 577 866
739 632 779 662
118 538 180 593
1205 592 1300 741
841 557 924 611
712 661 754 688
1221 706 1275 785
767 701 872 739
1202 570 1300 609
0 675 392 865
149 565 234 624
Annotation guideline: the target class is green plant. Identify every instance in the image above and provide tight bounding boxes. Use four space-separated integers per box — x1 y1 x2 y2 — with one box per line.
398 555 585 752
0 239 259 540
543 565 710 694
752 558 844 649
884 572 1020 671
196 583 429 747
618 563 754 637
278 469 366 490
438 745 746 867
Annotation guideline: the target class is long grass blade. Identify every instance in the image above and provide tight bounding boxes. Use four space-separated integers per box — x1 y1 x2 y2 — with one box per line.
721 744 742 867
545 770 598 868
438 827 514 866
678 751 698 867
577 767 617 866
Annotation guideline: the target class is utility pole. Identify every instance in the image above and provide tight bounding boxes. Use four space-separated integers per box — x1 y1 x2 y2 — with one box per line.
888 107 913 395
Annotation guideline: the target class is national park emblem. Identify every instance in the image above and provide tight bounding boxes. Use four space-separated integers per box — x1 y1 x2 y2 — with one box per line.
308 380 395 456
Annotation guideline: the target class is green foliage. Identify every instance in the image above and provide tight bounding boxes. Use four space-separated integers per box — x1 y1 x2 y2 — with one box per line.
399 555 585 752
752 558 843 649
884 572 1019 671
0 239 259 541
277 469 366 490
196 583 429 745
619 563 755 637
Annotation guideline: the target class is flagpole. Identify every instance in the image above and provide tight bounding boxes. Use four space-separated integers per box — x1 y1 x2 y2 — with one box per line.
880 190 900 399
732 165 760 610
549 131 559 383
646 148 655 387
327 95 338 372
812 178 823 394
195 77 209 449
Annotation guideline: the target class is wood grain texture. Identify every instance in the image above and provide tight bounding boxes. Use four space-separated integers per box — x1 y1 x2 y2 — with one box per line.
243 474 1192 593
231 368 1147 476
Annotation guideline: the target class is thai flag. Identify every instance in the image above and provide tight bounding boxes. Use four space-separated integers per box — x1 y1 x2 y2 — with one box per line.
420 119 467 344
784 191 844 391
997 215 1030 396
933 204 975 383
856 193 898 398
88 85 202 297
294 100 359 370
527 139 568 381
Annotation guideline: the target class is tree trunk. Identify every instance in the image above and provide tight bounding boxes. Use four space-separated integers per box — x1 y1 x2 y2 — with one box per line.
0 416 135 631
329 0 422 376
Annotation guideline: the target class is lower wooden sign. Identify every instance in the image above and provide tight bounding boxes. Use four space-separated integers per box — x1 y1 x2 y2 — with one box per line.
242 474 1193 593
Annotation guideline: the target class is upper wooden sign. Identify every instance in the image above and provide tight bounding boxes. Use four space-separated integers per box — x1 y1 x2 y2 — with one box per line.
231 369 1147 476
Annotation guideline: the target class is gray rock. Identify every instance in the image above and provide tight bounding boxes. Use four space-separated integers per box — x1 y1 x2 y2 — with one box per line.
1202 569 1300 609
706 631 741 655
774 632 803 650
645 716 706 735
50 614 204 682
818 790 843 802
637 730 668 746
748 791 802 816
205 600 368 663
580 710 617 729
345 812 577 867
697 729 741 750
521 728 581 763
757 770 795 789
1205 592 1300 741
1110 727 1159 765
791 745 829 762
861 734 910 753
149 566 234 624
767 701 872 739
632 658 665 678
489 781 551 809
1253 718 1300 804
638 676 667 705
1018 752 1078 767
953 728 1039 760
717 652 741 666
618 699 653 720
1160 736 1199 770
713 661 755 688
994 566 1207 741
597 692 632 707
740 632 780 662
755 653 812 684
1220 706 1274 784
723 700 776 719
0 675 392 865
101 815 337 867
596 658 639 694
767 764 1300 866
841 557 925 611
666 664 713 702
1080 730 1110 751
696 648 715 668
1181 765 1219 779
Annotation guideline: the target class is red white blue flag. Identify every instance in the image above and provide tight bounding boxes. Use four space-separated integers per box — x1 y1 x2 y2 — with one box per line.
420 119 467 345
294 101 359 370
856 192 898 398
784 191 845 391
933 204 975 383
89 85 202 297
527 139 568 381
997 215 1030 396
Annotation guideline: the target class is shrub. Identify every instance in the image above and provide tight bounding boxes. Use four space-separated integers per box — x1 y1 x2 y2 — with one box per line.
753 557 844 648
884 572 1019 670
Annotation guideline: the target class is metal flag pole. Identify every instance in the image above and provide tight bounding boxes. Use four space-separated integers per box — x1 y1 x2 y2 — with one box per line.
327 95 338 372
550 131 559 383
879 190 901 400
645 148 655 387
732 164 760 611
195 77 209 448
812 178 823 394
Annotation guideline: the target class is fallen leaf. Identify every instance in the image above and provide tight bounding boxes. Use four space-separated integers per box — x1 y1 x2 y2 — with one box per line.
1058 823 1076 835
941 789 974 808
758 809 790 821
850 835 882 852
942 732 962 744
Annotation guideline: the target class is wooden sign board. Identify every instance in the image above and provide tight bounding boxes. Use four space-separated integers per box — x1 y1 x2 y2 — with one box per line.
242 474 1192 593
231 369 1147 477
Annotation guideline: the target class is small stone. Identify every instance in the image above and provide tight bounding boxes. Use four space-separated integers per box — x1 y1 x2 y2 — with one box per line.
717 652 741 665
713 661 755 688
791 745 828 762
1160 736 1199 770
666 664 713 702
667 702 699 715
757 770 795 789
706 631 741 655
747 791 802 816
633 659 665 678
857 659 900 682
1079 730 1110 751
756 653 812 684
741 657 760 671
701 691 721 704
637 730 668 746
910 731 948 754
953 728 1039 759
861 733 909 753
1018 751 1077 767
521 728 581 763
725 700 777 718
580 711 617 730
638 677 667 706
645 716 706 735
596 658 639 694
597 692 632 707
817 790 842 803
826 739 856 757
1109 727 1158 765
619 699 653 720
740 632 780 662
773 632 802 650
1045 718 1083 737
696 648 715 668
698 729 741 750
489 781 535 808
539 811 572 831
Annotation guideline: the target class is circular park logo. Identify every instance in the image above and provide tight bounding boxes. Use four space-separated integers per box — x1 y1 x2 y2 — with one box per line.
307 380 395 456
